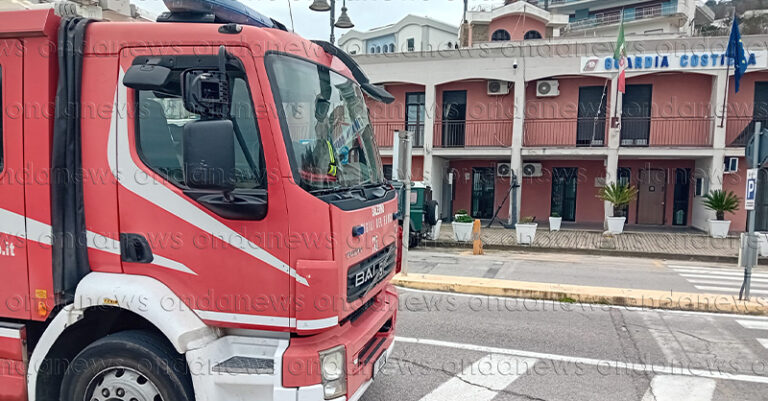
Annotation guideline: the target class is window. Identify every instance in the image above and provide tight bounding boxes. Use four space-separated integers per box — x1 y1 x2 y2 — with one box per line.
265 54 383 192
491 29 510 41
376 45 381 53
447 41 452 49
350 50 357 55
407 38 415 51
383 45 388 54
524 30 542 40
389 43 395 53
136 65 264 189
405 92 426 147
370 47 375 53
383 164 393 180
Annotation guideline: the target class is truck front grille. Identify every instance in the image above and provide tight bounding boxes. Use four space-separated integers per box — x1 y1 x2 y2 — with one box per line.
346 244 396 302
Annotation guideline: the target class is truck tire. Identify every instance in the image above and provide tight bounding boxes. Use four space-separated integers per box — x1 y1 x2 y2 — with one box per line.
60 330 195 401
425 200 439 226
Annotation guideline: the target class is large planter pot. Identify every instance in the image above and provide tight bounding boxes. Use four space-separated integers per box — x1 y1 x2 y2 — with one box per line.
452 221 474 242
606 217 626 235
549 217 562 232
708 220 731 239
515 223 538 245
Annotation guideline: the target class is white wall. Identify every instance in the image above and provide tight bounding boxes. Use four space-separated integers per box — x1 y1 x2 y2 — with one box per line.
692 157 715 231
342 38 365 55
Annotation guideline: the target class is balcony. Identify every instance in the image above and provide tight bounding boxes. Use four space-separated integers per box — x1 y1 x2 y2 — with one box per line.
523 118 607 147
566 1 679 32
432 120 513 148
620 117 713 147
371 122 424 148
726 117 768 147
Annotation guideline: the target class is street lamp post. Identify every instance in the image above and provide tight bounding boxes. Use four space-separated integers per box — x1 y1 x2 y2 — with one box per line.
309 0 354 44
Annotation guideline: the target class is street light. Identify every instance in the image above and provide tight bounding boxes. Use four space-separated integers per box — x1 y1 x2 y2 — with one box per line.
309 0 354 44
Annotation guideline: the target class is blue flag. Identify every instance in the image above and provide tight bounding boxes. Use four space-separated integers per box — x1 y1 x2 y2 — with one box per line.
726 17 748 93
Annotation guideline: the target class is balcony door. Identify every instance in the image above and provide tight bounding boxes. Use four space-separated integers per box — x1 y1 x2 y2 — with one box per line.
405 92 425 146
621 84 653 146
672 168 690 226
577 86 607 146
551 168 578 221
471 167 495 219
442 90 466 147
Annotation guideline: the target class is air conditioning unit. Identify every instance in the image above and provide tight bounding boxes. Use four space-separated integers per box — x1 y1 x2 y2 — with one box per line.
536 80 560 97
496 163 512 177
522 162 543 178
724 157 739 174
487 80 509 96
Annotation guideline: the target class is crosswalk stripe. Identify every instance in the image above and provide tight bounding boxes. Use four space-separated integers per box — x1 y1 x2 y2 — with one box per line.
671 267 768 278
692 285 768 295
640 375 716 401
418 354 537 401
680 273 768 284
687 279 768 289
757 339 768 349
737 320 768 330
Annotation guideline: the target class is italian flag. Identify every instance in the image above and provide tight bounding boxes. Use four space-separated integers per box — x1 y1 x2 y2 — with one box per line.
614 19 627 94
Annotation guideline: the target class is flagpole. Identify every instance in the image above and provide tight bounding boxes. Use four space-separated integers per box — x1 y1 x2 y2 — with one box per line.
720 60 731 128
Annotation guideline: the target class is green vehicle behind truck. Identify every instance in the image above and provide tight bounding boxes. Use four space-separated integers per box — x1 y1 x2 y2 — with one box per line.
393 181 440 248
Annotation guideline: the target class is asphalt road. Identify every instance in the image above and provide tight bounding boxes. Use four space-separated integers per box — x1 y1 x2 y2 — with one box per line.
361 287 768 401
404 249 768 296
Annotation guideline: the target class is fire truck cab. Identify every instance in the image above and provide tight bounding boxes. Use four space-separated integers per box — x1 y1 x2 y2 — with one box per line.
0 2 399 400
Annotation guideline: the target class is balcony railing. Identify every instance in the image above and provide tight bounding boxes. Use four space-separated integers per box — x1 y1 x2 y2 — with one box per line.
433 120 513 148
726 117 768 147
620 117 713 147
371 122 424 148
566 1 678 31
523 118 607 147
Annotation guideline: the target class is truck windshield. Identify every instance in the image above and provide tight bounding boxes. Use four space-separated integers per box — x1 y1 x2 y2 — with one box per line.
266 54 384 193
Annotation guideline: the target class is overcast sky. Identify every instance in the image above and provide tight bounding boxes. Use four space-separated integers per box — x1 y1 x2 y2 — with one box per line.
132 0 505 40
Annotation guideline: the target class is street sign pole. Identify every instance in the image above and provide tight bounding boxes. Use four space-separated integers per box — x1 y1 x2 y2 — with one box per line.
395 130 413 276
741 122 762 300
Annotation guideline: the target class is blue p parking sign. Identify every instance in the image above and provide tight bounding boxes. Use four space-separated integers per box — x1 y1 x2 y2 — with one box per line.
746 169 758 210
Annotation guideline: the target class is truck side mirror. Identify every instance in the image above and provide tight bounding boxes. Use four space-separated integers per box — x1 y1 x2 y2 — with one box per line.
183 120 236 192
123 64 171 90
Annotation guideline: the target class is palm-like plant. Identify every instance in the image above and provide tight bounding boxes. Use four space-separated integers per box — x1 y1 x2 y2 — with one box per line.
598 182 638 217
703 190 740 221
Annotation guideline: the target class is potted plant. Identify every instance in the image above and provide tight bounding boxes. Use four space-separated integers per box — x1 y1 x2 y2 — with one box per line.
454 209 469 220
598 182 638 235
703 189 740 238
451 212 474 242
549 212 562 232
515 216 538 245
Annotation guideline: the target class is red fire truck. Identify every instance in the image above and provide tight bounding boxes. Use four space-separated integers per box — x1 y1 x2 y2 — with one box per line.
0 1 400 400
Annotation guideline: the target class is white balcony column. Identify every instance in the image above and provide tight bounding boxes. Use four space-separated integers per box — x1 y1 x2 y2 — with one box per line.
509 76 525 225
604 150 619 221
422 83 437 186
711 70 728 149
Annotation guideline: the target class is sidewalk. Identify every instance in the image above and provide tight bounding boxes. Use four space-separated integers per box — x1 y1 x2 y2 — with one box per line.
426 224 741 262
395 249 768 315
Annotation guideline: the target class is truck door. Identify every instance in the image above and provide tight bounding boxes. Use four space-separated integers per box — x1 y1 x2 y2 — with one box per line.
0 39 31 320
115 47 294 329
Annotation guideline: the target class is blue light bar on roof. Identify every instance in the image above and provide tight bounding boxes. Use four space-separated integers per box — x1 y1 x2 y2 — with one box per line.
162 0 276 28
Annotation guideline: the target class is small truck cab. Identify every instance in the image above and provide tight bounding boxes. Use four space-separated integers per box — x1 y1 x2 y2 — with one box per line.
0 1 399 400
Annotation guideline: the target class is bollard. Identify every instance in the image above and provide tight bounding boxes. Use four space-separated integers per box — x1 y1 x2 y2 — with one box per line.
473 219 483 255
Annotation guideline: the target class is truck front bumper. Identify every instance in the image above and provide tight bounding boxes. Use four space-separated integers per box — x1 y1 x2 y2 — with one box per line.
186 285 398 401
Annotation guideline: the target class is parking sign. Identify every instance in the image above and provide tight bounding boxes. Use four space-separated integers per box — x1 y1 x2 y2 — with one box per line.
746 168 758 210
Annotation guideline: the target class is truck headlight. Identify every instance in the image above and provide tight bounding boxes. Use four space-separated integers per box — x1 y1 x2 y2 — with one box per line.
319 345 346 399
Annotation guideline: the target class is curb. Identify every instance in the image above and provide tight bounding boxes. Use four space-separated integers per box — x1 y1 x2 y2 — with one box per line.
421 240 740 264
393 273 768 315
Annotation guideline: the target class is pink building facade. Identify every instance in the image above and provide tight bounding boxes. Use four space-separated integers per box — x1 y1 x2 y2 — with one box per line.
357 17 768 234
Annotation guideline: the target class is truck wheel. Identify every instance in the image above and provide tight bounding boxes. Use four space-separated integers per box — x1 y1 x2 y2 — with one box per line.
425 200 439 226
60 330 195 401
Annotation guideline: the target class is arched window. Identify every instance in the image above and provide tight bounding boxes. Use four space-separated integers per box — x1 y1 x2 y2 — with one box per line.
383 45 387 53
389 43 395 53
370 47 375 53
447 41 452 49
524 30 543 40
491 29 510 41
376 45 381 53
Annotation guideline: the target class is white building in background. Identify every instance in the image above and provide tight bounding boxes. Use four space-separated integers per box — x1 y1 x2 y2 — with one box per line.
338 15 459 55
0 0 155 21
